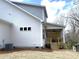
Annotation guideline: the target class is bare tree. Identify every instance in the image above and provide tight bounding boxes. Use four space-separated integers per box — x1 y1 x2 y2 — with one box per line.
55 14 66 26
73 0 79 5
64 4 79 47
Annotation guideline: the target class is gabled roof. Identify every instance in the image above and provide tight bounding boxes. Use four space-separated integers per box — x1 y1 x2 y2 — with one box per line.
5 0 47 22
11 1 48 18
11 1 45 8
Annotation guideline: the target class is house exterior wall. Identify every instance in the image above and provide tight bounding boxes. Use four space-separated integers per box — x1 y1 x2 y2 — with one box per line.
0 0 44 47
0 20 12 48
12 2 46 22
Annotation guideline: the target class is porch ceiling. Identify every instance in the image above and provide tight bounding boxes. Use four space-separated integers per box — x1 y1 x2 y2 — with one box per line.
46 29 62 32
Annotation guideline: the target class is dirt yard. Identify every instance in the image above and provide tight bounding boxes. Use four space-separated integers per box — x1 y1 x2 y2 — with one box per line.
0 49 79 59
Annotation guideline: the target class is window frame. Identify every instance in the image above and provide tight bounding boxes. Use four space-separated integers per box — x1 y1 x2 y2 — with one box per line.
24 27 27 31
28 27 31 31
20 27 23 31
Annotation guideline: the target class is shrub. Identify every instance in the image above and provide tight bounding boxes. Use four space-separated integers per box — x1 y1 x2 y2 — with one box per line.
64 39 79 49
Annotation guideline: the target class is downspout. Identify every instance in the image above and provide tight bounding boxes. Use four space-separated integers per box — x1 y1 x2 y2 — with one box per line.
42 7 48 48
42 22 47 48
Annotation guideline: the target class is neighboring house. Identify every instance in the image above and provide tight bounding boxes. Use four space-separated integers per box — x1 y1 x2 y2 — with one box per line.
0 0 65 49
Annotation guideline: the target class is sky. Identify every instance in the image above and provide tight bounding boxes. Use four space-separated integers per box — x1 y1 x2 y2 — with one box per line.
10 0 73 23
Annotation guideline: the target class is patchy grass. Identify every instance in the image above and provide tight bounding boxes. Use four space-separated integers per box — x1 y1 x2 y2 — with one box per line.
0 49 79 59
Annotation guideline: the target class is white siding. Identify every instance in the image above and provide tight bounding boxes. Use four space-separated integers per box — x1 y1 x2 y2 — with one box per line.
0 21 12 48
0 0 44 47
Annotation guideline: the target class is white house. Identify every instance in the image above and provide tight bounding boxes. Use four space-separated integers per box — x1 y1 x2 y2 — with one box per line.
0 0 65 49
